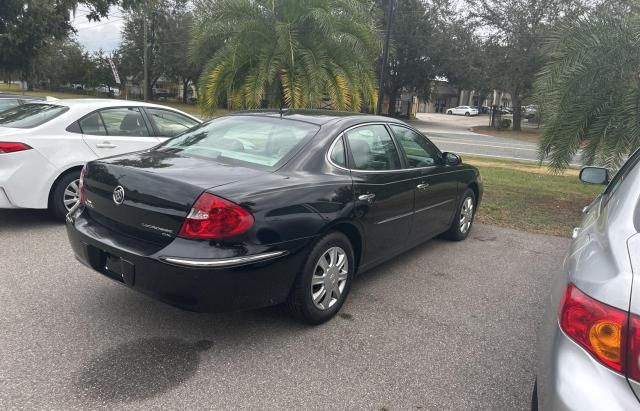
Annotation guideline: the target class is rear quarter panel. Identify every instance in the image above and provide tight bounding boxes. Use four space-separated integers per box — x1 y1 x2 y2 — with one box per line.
215 170 355 246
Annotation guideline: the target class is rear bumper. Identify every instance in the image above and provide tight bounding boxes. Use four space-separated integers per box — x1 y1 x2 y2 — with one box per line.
537 322 639 411
0 149 56 209
66 208 313 312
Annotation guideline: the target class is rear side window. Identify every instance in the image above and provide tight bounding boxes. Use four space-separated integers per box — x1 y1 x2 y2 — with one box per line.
0 104 68 128
0 99 19 112
330 136 347 168
99 107 149 137
155 116 319 169
79 112 107 135
146 108 199 137
345 124 401 170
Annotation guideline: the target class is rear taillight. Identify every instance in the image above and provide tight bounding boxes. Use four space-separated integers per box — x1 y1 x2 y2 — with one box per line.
178 192 254 240
559 283 627 372
0 142 32 153
78 166 86 204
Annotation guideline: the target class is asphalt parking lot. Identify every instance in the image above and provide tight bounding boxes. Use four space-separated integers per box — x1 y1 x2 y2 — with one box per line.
0 210 568 410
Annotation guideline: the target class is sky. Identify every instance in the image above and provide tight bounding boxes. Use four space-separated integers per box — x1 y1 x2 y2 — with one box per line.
71 6 124 53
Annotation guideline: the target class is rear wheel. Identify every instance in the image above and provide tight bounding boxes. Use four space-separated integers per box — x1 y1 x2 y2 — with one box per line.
443 188 476 241
285 232 354 324
50 170 81 220
465 112 470 116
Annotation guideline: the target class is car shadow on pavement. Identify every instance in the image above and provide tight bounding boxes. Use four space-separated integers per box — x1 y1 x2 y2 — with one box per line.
0 209 60 231
72 285 311 405
75 337 214 403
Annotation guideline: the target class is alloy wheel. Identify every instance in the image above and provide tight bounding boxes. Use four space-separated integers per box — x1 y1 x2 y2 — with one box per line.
459 196 474 234
63 179 80 211
311 246 349 310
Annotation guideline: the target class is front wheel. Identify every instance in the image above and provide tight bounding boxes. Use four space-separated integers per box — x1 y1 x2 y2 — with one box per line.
443 188 476 241
285 232 354 324
50 170 81 220
465 112 470 116
447 110 453 115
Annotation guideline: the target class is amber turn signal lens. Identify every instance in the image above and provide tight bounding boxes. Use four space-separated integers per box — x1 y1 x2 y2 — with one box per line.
589 320 622 363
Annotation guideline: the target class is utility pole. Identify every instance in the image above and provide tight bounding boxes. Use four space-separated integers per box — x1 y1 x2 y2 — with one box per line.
143 2 149 102
376 0 394 115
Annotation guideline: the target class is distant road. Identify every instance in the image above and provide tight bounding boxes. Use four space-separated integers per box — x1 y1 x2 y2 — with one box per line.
410 113 581 165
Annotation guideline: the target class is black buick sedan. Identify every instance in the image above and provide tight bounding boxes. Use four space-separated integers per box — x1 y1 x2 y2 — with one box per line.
66 110 482 324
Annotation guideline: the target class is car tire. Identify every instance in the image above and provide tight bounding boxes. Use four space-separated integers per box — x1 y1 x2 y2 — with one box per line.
285 232 354 325
443 188 476 241
531 379 538 411
447 110 453 115
50 170 81 220
465 112 470 116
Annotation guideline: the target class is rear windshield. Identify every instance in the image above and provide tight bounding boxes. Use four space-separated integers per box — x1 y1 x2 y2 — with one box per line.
0 103 68 128
154 116 320 168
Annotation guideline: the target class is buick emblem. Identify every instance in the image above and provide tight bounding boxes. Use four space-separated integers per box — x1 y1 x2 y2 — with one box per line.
112 185 125 205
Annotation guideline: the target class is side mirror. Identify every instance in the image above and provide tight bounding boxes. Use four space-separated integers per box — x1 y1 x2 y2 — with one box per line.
579 166 609 185
443 152 461 166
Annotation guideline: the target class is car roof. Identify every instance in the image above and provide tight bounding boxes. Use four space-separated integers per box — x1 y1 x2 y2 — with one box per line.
0 93 44 100
17 98 201 121
228 109 403 126
34 98 175 110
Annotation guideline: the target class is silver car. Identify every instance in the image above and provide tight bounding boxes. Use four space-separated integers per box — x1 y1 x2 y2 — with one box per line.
535 150 640 410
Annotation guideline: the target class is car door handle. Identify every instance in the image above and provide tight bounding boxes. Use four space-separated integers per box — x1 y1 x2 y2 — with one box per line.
358 194 376 203
416 183 430 191
96 142 117 149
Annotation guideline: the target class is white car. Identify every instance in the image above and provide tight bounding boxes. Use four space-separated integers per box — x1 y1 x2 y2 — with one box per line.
446 106 479 116
0 99 201 219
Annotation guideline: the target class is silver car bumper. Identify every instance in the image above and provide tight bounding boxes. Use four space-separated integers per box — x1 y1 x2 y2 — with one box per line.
537 322 639 410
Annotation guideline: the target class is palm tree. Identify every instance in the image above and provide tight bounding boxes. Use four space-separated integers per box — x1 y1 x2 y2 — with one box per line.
191 0 380 113
536 10 640 171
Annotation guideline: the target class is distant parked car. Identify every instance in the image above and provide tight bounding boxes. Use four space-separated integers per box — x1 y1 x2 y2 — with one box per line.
0 94 45 112
153 88 170 98
534 152 640 410
0 99 201 219
446 106 479 116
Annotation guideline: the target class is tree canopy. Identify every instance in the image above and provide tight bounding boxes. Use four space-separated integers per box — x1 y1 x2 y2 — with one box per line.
536 9 640 170
192 0 381 113
0 0 121 87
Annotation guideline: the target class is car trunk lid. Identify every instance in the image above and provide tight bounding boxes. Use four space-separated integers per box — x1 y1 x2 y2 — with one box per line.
83 150 265 246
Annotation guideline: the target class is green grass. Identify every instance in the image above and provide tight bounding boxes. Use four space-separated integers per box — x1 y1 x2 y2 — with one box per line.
466 156 601 237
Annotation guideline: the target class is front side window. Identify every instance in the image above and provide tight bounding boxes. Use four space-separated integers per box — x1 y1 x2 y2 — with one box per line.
155 116 319 169
99 107 149 137
146 108 199 137
391 125 441 168
603 149 640 205
345 124 401 171
0 103 68 129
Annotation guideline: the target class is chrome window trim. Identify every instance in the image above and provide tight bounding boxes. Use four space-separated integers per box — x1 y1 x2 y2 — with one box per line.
326 122 456 174
327 133 349 171
160 250 287 268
